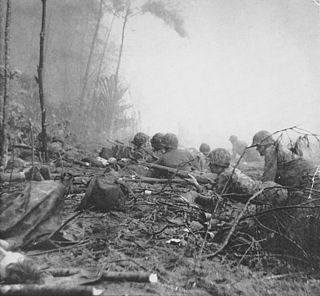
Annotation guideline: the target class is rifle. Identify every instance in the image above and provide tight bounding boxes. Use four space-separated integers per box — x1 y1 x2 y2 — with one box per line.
121 176 188 184
141 162 217 185
107 139 159 161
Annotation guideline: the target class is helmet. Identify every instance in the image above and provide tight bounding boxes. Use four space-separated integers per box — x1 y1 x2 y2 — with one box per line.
151 133 164 151
229 135 238 143
162 133 179 150
209 148 231 168
199 143 211 154
252 130 273 146
132 132 149 147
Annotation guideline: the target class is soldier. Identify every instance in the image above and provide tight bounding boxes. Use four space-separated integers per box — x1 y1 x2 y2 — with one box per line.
251 130 319 191
153 133 201 176
199 142 211 172
130 132 152 161
208 148 287 205
199 143 211 157
150 133 165 158
229 135 260 162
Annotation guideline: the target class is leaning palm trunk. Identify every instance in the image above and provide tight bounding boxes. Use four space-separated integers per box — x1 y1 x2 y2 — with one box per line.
109 7 130 138
37 0 48 161
0 0 11 168
114 7 130 92
95 14 115 85
0 0 4 119
79 0 103 107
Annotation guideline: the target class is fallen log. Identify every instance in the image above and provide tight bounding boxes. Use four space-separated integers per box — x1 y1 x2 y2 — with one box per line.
45 268 158 283
101 271 157 283
0 285 104 296
0 172 25 182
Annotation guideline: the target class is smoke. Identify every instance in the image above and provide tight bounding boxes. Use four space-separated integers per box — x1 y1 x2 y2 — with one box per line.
141 0 188 38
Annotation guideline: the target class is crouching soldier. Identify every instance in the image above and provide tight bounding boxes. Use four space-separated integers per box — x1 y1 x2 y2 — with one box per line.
208 148 287 206
252 130 320 197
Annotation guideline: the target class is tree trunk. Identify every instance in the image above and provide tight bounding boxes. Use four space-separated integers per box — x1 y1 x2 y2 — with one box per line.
37 0 48 161
79 0 103 106
95 13 115 84
114 7 130 91
109 7 130 138
0 0 11 168
78 8 90 88
0 0 5 118
90 13 115 120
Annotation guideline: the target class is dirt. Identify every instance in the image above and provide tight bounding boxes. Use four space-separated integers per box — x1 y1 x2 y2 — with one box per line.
2 159 320 296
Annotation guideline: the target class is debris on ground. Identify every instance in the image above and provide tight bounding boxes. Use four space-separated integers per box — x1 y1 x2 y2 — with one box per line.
1 143 320 296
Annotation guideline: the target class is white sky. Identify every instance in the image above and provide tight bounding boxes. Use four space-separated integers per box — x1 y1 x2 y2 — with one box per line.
117 0 320 148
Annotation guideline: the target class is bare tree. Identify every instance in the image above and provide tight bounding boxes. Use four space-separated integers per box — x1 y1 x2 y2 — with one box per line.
37 0 48 161
0 0 4 121
114 5 130 91
113 0 187 91
98 0 187 138
95 13 115 84
0 0 11 168
79 0 104 106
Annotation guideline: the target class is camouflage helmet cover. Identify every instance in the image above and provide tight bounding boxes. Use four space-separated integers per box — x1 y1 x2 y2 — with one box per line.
162 133 179 149
132 132 149 147
151 132 164 150
199 142 211 154
252 130 274 146
209 148 231 168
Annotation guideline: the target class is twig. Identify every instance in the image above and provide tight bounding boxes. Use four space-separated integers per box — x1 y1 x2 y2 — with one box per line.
205 188 264 259
241 203 320 221
312 0 320 7
197 190 223 261
27 240 90 256
263 272 305 280
237 239 255 267
49 211 83 239
9 139 15 189
29 119 35 179
253 216 309 259
308 165 320 199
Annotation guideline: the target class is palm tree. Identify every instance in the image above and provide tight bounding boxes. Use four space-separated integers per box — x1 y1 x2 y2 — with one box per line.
0 0 11 168
37 0 48 161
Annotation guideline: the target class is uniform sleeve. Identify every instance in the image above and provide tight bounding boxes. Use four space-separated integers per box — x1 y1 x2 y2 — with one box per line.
216 169 260 195
232 169 261 195
186 151 202 171
262 147 278 182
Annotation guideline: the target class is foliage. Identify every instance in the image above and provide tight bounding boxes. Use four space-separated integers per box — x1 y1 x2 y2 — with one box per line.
141 0 187 37
5 0 188 147
81 75 138 142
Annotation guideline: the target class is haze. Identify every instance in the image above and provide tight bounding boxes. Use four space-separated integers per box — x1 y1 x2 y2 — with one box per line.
119 0 320 148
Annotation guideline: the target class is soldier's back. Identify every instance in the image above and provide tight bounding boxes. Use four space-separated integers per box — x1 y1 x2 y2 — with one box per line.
158 149 195 171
